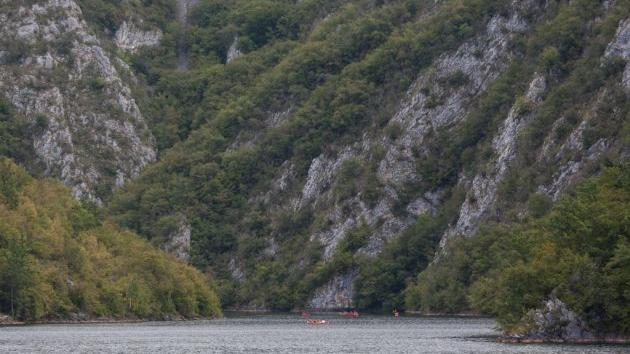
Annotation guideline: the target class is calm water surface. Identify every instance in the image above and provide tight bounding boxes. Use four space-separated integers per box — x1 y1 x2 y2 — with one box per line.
1 314 629 353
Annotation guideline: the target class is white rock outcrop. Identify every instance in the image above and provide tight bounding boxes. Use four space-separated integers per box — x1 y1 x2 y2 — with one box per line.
604 18 630 89
226 35 243 63
115 21 162 53
162 216 192 261
308 272 356 310
522 296 594 341
443 73 546 242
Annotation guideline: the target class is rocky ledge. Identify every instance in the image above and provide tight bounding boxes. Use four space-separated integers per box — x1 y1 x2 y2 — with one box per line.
500 296 630 344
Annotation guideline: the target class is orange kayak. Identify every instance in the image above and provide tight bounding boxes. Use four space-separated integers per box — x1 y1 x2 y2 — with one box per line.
307 319 327 325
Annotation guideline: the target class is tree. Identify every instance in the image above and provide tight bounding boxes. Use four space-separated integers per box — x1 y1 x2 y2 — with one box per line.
1 235 33 319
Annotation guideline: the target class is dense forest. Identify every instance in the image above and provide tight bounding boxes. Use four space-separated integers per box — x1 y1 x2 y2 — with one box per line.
1 0 629 339
0 158 221 321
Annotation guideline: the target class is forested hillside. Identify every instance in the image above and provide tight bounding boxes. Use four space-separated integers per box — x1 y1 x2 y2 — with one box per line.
1 0 629 340
406 165 630 340
108 0 630 316
0 158 221 321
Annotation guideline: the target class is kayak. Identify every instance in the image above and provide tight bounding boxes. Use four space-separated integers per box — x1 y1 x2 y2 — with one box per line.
340 311 359 318
307 319 327 325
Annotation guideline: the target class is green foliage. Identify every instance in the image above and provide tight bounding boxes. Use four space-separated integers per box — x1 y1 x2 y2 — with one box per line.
538 46 561 74
0 159 221 321
438 70 469 88
77 0 122 33
0 98 35 165
0 236 34 319
88 77 106 91
406 165 630 334
104 0 629 316
384 122 402 141
234 1 293 49
527 193 552 218
0 158 30 209
77 0 175 33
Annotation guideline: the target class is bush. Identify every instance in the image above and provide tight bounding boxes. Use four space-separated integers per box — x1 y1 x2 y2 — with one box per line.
384 122 403 141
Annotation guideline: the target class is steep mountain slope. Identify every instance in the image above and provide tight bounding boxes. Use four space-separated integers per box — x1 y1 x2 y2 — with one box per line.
0 0 170 202
406 165 630 341
0 0 223 322
103 0 630 319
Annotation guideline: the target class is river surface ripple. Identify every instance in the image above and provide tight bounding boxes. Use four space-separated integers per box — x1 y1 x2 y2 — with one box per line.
1 314 629 353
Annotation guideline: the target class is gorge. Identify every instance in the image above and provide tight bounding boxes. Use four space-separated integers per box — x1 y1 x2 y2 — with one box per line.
0 0 629 343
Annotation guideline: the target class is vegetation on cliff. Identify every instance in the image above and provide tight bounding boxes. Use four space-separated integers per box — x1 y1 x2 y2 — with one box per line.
406 165 630 335
106 0 630 318
110 0 516 309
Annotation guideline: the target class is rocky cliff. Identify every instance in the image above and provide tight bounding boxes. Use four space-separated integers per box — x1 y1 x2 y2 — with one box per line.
302 4 532 308
0 0 159 202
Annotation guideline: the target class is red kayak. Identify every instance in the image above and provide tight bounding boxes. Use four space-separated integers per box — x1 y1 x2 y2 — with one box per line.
307 319 327 325
340 311 359 318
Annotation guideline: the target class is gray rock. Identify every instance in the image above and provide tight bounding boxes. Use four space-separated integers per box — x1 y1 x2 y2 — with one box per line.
522 296 594 341
442 73 546 243
308 271 356 310
605 18 630 59
162 216 192 261
226 35 242 63
604 18 630 90
0 0 156 202
287 3 536 306
115 21 162 53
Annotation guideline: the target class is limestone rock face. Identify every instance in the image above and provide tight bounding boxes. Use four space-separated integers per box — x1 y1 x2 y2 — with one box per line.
0 0 156 202
226 36 242 63
282 9 628 309
162 215 192 261
115 21 162 53
237 3 539 309
377 13 528 188
309 272 356 310
441 73 547 245
605 18 630 90
292 6 531 309
605 18 630 59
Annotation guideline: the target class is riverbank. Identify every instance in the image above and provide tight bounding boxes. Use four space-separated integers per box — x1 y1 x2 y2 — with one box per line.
0 313 222 326
499 335 630 344
0 314 24 325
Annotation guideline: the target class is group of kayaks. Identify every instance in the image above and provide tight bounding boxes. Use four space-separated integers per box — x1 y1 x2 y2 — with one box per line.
303 309 400 325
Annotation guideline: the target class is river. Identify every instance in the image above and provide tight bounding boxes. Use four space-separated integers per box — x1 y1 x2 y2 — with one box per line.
1 314 629 353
